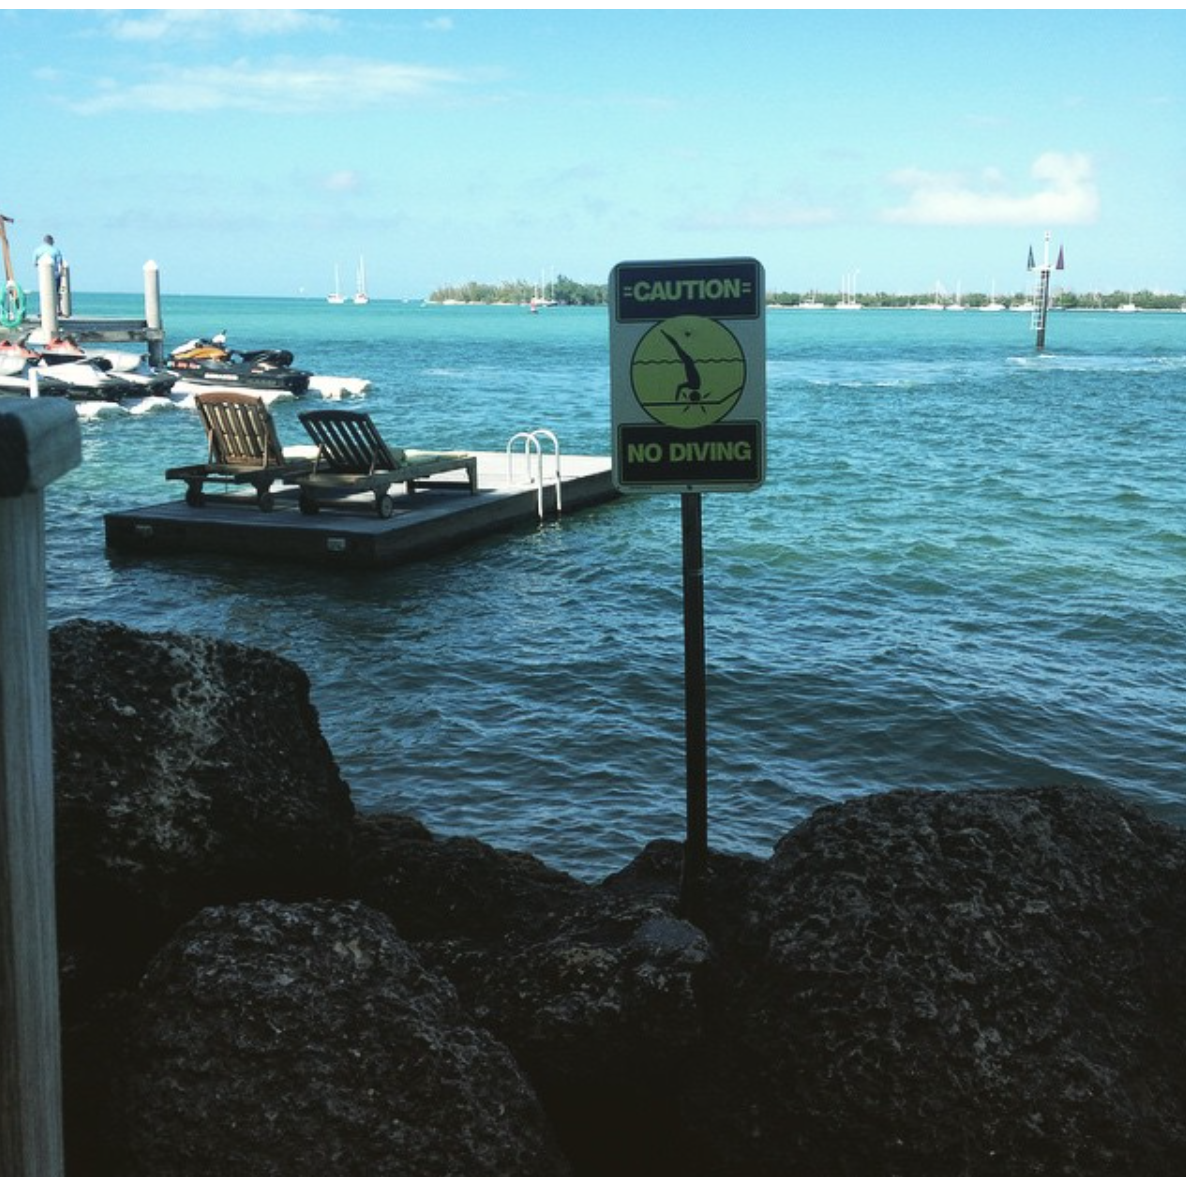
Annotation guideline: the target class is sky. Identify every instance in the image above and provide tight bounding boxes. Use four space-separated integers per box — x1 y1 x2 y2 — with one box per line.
2 6 1184 300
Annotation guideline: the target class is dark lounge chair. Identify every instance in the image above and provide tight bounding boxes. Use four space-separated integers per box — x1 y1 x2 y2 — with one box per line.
296 408 478 519
165 390 314 511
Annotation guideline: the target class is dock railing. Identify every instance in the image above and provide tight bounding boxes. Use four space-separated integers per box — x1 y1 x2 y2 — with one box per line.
506 428 563 520
0 400 80 1175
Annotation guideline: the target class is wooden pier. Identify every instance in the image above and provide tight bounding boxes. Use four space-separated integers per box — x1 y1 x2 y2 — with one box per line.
24 314 165 361
18 257 165 365
104 451 621 569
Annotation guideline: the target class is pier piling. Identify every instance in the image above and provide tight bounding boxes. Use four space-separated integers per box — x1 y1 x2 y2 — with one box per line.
36 256 59 338
58 263 72 319
144 260 163 366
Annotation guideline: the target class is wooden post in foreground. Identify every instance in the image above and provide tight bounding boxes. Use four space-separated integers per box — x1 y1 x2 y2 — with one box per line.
0 400 80 1175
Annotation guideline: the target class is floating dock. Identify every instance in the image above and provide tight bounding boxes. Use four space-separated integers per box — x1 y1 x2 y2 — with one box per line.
104 451 620 569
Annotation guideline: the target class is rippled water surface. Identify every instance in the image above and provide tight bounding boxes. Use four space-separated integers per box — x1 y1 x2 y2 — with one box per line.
40 296 1186 879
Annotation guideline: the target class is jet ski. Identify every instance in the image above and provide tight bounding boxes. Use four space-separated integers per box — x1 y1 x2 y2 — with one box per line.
0 338 38 376
167 333 312 395
34 358 175 401
0 335 175 400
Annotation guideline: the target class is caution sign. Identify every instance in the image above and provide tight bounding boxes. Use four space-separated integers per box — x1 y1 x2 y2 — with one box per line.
611 258 765 492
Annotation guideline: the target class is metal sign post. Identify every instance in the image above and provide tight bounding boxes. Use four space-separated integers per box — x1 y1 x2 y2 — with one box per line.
610 257 766 918
680 489 708 917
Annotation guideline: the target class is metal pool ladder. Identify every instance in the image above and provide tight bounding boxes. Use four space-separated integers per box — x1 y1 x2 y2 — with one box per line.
506 428 562 520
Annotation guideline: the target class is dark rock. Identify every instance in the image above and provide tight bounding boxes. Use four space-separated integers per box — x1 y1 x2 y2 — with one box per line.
446 838 759 1174
464 888 714 1173
601 836 765 946
51 618 354 974
350 811 590 946
350 827 758 1172
51 619 357 1173
694 785 1186 1175
47 618 1186 1174
110 899 566 1176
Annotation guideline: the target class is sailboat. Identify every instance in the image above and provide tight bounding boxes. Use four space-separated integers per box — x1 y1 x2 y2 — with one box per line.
528 268 556 312
327 264 346 305
982 280 1006 311
916 281 945 310
352 256 370 305
836 270 861 309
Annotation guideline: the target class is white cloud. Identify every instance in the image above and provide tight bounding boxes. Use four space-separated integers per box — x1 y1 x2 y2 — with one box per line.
105 10 340 43
65 57 471 116
882 152 1099 226
323 171 362 193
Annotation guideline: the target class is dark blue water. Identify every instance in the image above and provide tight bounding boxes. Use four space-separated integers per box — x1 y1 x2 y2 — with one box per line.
39 296 1186 880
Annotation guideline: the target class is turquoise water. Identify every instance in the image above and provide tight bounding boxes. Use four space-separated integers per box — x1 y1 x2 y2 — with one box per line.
39 296 1186 880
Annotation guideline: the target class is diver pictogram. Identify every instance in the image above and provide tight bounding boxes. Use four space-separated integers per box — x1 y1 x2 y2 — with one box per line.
629 314 746 429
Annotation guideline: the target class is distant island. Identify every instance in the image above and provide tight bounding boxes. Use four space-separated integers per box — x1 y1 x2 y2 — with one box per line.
426 278 1185 312
763 288 1186 311
426 276 606 306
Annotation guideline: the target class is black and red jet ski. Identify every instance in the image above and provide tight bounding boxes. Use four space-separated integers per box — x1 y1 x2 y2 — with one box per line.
167 333 312 395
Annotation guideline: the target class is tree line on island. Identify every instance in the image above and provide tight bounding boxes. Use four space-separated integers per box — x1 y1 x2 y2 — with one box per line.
426 277 1185 311
427 276 608 306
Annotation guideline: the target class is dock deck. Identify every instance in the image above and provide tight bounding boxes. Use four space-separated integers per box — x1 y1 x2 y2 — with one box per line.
104 451 620 569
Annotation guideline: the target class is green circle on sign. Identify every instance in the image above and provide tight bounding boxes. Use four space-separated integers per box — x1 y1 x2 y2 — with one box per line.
630 314 746 428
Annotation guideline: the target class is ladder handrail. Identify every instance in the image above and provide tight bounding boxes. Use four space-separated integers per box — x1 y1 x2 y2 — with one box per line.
506 428 563 519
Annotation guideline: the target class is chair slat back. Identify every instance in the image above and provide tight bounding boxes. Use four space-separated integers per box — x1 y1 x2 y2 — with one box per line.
196 391 284 467
298 410 405 473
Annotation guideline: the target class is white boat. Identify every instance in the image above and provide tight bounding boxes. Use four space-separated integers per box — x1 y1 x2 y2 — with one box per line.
916 282 945 310
327 265 346 305
352 257 369 305
528 269 556 311
796 290 825 309
982 281 1006 311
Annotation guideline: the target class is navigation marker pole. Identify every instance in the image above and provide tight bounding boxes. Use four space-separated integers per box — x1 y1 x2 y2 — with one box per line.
1028 230 1064 351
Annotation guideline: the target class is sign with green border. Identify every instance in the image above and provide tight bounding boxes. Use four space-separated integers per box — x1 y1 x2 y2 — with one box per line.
610 257 766 493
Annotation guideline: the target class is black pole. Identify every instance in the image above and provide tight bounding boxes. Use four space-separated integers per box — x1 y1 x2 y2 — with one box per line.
679 491 708 920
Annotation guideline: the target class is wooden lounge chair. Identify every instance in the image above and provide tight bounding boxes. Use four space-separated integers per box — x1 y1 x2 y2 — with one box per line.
165 390 314 511
296 409 478 519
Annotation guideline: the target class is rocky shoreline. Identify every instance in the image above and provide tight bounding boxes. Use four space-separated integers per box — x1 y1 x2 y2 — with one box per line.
52 619 1186 1174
